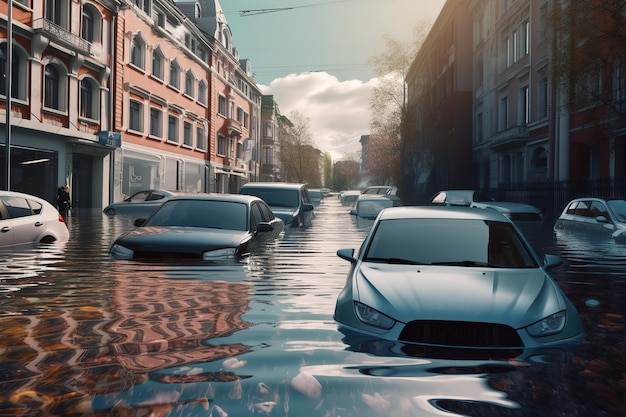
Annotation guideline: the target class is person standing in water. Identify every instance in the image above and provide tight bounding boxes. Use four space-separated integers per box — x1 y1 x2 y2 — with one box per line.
57 185 71 219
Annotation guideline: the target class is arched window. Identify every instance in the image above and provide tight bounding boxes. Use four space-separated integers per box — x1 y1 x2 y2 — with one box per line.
44 64 66 111
169 60 180 89
0 44 21 99
152 48 164 80
185 71 194 97
80 78 99 120
130 36 145 69
532 147 548 170
198 80 207 105
81 5 102 44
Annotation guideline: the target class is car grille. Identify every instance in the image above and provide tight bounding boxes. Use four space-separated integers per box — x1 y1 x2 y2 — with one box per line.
399 320 523 348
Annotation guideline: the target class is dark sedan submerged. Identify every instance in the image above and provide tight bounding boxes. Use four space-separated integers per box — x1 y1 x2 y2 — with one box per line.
109 194 283 261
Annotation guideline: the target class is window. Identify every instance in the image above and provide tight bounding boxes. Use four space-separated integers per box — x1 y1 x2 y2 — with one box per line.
265 121 273 137
196 126 206 150
185 71 194 97
218 95 227 116
81 7 94 42
168 115 179 142
0 44 24 100
80 78 98 120
237 107 244 124
538 77 548 119
217 134 227 155
130 36 144 69
169 61 180 89
521 21 529 57
183 121 193 146
152 49 164 80
129 99 143 132
198 81 207 105
150 107 162 137
46 0 66 27
133 0 150 14
520 86 529 124
44 64 65 111
157 12 165 28
476 112 483 143
499 96 508 130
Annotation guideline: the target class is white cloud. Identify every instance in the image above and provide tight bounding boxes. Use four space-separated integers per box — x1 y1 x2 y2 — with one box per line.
260 72 378 162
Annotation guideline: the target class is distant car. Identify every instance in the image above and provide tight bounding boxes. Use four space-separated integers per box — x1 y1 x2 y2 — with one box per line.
0 190 69 246
103 189 180 216
554 197 626 241
431 190 543 221
334 206 584 350
339 190 361 205
308 188 324 206
109 194 284 261
349 194 403 219
239 182 314 228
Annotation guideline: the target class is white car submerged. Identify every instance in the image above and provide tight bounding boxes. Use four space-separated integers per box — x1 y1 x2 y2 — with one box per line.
334 206 584 350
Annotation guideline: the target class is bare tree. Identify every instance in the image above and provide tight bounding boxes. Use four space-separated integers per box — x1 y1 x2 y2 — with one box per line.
368 23 431 187
278 111 321 185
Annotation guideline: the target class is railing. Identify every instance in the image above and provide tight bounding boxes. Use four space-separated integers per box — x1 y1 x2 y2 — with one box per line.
32 18 92 56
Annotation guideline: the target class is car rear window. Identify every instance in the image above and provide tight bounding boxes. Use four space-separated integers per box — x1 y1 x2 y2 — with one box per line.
241 187 299 208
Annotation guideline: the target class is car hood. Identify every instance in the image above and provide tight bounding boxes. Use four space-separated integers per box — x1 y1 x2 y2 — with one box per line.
114 226 249 254
471 201 540 214
355 263 564 329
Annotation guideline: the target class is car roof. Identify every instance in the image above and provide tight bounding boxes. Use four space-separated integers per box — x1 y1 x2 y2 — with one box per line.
0 190 49 203
240 182 307 190
166 193 265 204
379 205 510 222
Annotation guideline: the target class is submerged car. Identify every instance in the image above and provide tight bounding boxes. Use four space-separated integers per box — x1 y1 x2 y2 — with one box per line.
109 194 283 261
103 189 180 216
431 190 543 221
334 206 584 350
0 190 69 246
239 182 314 228
554 197 626 241
349 194 403 219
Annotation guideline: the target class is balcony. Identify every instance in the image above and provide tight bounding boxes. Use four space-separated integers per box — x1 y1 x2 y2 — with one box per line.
488 125 529 151
33 18 92 56
226 118 242 138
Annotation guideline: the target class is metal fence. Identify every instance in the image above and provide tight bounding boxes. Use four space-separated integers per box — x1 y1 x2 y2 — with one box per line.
490 180 626 222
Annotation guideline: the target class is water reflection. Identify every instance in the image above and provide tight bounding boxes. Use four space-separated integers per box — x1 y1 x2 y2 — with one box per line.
0 200 625 416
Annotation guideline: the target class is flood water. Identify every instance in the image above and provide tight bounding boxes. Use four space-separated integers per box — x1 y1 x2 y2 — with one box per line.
0 196 625 416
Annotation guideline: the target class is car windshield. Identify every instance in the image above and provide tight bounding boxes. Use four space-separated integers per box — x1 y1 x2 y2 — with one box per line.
607 199 626 222
241 188 299 208
145 200 248 231
364 218 538 268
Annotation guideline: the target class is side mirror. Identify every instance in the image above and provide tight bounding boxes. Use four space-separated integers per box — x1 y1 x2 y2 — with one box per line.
337 248 356 263
544 254 562 270
134 218 146 227
595 215 610 224
256 222 273 233
302 203 314 212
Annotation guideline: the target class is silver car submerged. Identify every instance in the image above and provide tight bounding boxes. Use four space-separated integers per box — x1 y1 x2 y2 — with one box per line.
554 197 626 241
334 206 584 351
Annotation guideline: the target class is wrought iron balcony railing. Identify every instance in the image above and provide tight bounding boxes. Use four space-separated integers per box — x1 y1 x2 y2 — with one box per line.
33 18 92 56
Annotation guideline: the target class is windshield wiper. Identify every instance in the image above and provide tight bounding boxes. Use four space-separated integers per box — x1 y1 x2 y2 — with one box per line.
364 257 426 265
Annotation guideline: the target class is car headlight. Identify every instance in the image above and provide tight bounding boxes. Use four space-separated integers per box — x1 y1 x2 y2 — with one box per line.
202 248 237 260
354 301 395 329
526 311 566 337
110 244 134 259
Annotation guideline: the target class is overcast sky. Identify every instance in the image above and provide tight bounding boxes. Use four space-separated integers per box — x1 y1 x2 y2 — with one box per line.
223 0 446 160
